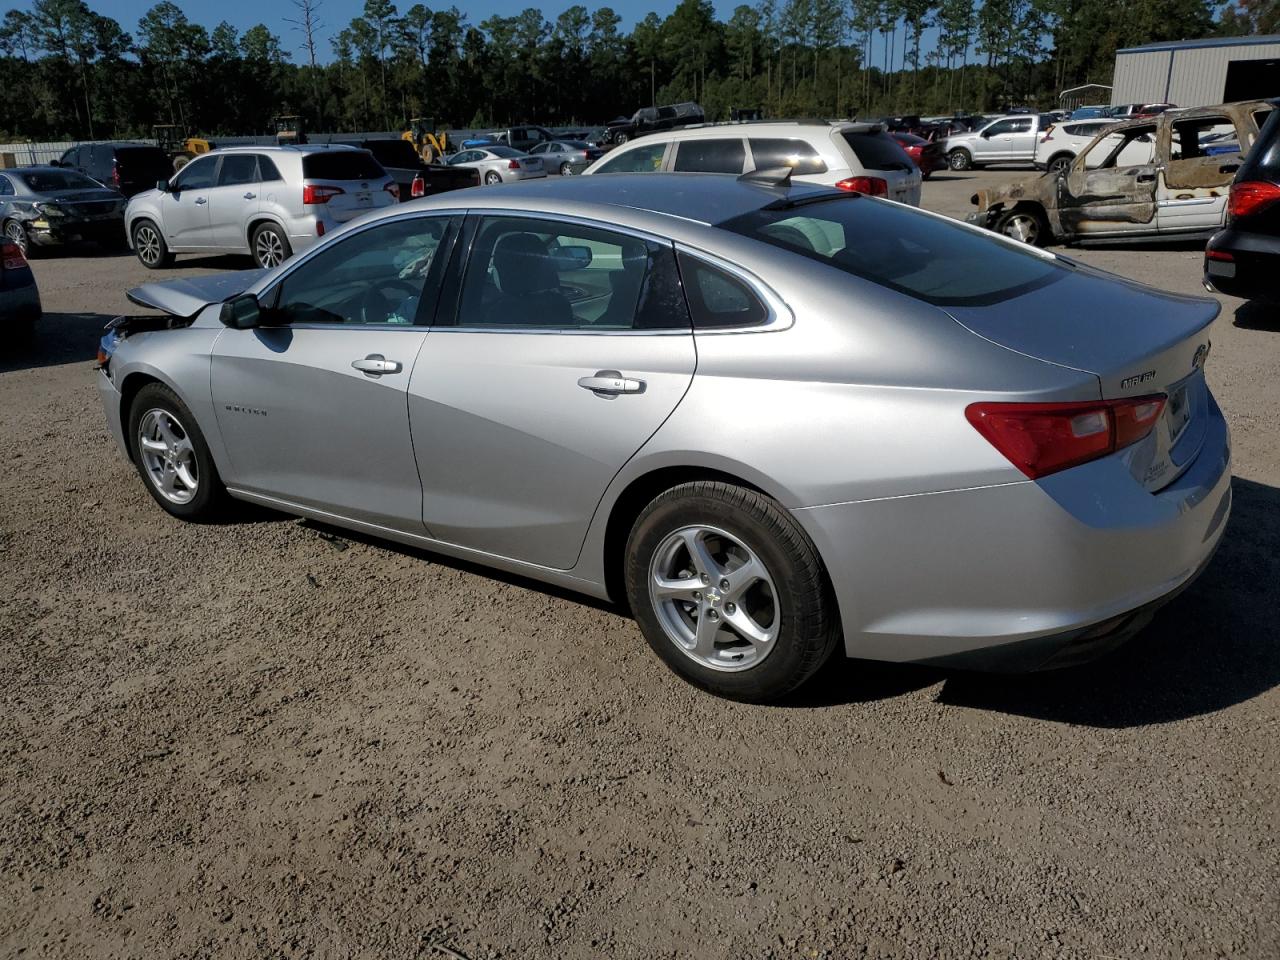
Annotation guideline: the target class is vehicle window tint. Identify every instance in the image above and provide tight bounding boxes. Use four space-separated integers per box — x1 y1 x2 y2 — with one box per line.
529 143 546 154
595 142 666 173
748 138 828 174
673 138 746 174
0 175 12 196
840 132 913 172
257 155 282 181
115 147 170 178
59 148 77 167
274 217 457 326
217 153 259 186
301 150 385 181
676 252 768 329
984 120 1014 136
19 170 100 191
718 196 1063 308
173 156 217 190
363 139 420 167
453 216 688 331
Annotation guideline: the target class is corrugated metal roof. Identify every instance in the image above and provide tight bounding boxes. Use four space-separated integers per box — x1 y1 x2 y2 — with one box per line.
1118 34 1280 54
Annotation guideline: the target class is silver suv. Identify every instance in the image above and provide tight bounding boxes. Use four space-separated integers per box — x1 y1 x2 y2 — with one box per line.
125 145 398 270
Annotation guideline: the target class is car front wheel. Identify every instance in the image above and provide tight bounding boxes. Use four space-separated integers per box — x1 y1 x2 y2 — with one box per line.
4 219 30 258
994 206 1050 246
128 382 226 521
948 149 972 171
132 219 173 268
625 481 840 702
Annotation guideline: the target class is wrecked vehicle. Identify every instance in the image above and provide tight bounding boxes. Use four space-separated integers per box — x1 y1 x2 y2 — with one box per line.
967 100 1275 246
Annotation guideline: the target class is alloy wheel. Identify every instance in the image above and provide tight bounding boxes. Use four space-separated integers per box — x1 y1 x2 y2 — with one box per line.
134 224 161 265
1049 156 1072 176
484 171 502 185
1001 212 1041 244
137 408 199 505
255 229 285 268
4 220 28 256
948 150 970 171
648 524 779 672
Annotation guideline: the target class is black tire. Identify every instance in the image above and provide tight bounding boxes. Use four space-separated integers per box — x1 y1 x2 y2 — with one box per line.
251 222 291 270
615 132 630 145
560 161 573 176
947 148 972 171
132 219 173 269
484 171 502 185
1047 153 1074 176
993 205 1050 247
3 218 31 258
127 382 226 521
625 481 840 702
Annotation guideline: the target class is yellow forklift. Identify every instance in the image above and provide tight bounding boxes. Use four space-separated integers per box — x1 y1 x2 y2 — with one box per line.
152 125 215 172
401 117 451 163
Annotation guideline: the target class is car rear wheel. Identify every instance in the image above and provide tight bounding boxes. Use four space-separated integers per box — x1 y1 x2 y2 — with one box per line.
132 219 173 269
4 219 30 258
625 481 840 702
994 206 1049 246
560 161 573 176
484 171 502 185
128 383 226 521
251 223 291 269
615 132 630 145
948 149 972 171
1047 153 1074 176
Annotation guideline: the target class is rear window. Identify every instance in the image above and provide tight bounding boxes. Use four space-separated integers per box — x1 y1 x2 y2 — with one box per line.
361 140 421 168
486 146 521 158
114 147 170 176
840 132 913 172
719 195 1064 307
302 150 386 181
674 139 745 174
749 138 828 174
19 170 100 191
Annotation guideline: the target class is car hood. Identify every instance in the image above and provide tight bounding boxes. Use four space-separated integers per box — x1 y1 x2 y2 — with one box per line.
127 270 265 319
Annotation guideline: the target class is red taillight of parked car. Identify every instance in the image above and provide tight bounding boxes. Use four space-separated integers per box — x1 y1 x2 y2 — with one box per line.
411 173 426 198
508 159 521 170
1228 180 1280 220
302 184 344 204
2 240 25 270
384 181 400 201
111 163 121 188
834 176 888 196
965 395 1167 479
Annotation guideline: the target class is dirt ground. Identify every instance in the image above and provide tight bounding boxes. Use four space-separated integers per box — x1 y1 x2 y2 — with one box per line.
2 171 1277 959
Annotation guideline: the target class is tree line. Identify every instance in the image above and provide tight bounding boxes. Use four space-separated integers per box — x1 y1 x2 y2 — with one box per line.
0 0 1266 142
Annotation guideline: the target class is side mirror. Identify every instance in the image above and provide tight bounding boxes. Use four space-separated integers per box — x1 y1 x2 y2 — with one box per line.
220 293 262 329
552 244 593 270
155 179 170 193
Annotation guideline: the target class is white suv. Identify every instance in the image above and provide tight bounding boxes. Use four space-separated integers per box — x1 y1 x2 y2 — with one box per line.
125 144 398 270
582 121 922 206
1034 119 1117 175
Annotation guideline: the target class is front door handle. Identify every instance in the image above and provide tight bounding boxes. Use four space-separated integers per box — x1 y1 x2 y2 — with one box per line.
1136 173 1156 182
578 370 645 397
243 192 257 200
352 354 402 376
193 196 207 205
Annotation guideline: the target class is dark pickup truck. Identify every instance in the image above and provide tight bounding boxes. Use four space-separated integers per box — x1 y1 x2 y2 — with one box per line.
339 138 480 200
603 102 705 145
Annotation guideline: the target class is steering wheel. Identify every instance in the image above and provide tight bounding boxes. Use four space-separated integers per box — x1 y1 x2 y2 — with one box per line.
359 278 422 324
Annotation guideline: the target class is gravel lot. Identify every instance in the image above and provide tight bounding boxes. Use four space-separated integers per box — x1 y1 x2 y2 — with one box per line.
2 170 1277 959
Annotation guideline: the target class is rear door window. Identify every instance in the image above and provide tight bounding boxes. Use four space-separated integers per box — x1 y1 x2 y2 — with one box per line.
676 252 769 328
595 142 667 174
302 150 385 181
217 154 259 186
672 138 746 174
840 132 913 172
718 195 1063 307
748 138 827 174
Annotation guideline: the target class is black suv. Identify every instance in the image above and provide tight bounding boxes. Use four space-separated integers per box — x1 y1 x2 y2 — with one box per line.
55 142 171 197
1205 100 1280 303
604 102 704 146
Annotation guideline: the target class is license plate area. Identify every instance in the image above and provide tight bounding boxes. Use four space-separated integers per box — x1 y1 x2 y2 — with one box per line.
1165 383 1192 445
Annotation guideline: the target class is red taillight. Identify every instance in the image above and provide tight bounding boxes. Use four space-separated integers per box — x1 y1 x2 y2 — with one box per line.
302 184 344 204
834 176 888 196
111 162 120 187
1228 180 1280 220
411 173 425 198
507 159 520 170
384 181 400 201
2 240 25 270
965 395 1167 479
1205 249 1234 262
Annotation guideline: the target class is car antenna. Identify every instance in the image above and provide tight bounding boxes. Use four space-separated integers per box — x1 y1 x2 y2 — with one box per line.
738 166 793 188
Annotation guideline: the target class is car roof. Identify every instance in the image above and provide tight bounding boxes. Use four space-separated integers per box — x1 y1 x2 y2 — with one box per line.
5 165 81 173
642 119 883 138
411 172 835 227
215 144 360 154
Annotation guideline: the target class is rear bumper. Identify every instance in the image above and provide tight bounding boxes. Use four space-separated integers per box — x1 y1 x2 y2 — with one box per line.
0 273 41 323
794 395 1232 670
29 216 125 247
1204 226 1280 301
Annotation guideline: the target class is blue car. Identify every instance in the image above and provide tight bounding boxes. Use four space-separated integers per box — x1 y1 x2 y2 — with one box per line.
1 234 41 336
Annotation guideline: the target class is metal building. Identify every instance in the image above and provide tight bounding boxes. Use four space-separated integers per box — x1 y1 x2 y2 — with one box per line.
1112 35 1280 107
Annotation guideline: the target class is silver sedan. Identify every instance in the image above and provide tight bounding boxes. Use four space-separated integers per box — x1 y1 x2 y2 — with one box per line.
97 174 1230 701
446 145 545 185
527 139 604 175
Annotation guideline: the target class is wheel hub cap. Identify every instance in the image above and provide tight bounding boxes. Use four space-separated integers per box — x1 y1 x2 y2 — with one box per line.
138 408 199 505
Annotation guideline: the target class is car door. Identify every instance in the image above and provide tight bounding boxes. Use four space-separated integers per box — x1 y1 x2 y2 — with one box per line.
407 213 696 569
1007 118 1043 161
1058 124 1159 238
1157 113 1240 235
210 213 459 531
972 119 1014 162
159 154 217 249
207 153 262 250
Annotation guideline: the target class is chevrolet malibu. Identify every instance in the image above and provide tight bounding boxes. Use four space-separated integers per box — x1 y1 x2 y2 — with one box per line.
98 173 1231 701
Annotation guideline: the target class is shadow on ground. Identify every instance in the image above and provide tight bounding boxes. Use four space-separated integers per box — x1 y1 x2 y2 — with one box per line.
1232 298 1278 329
0 312 115 373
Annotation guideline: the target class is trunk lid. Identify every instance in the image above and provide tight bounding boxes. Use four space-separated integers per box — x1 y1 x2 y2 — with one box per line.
944 266 1219 492
127 270 265 319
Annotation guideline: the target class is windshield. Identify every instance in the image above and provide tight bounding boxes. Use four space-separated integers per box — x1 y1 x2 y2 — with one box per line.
719 195 1064 307
486 146 521 158
20 170 101 192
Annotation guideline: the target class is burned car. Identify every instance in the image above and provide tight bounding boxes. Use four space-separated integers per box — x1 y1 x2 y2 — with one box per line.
967 100 1275 246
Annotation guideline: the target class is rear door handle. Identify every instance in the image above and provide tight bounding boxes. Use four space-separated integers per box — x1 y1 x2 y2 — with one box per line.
352 354 402 376
243 192 257 200
578 370 645 397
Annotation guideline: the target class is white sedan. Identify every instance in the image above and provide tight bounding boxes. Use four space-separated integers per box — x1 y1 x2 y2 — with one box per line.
447 146 546 185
